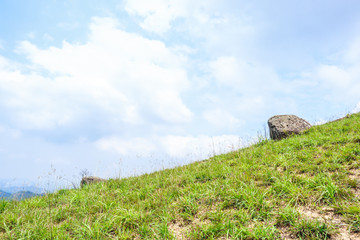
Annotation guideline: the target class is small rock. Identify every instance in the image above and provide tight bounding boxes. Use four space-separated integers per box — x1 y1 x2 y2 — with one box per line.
268 115 311 140
80 176 106 187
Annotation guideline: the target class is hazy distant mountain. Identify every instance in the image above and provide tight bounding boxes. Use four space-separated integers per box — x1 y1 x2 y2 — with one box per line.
0 179 44 194
10 191 43 200
0 191 11 199
0 190 43 200
0 186 44 194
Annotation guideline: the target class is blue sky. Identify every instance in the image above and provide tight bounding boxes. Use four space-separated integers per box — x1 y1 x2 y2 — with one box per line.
1 0 360 188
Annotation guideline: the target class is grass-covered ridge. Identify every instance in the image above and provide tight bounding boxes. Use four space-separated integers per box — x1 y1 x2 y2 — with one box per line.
1 114 360 239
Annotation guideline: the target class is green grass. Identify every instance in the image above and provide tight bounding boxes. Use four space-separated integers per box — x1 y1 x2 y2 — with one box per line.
1 113 360 239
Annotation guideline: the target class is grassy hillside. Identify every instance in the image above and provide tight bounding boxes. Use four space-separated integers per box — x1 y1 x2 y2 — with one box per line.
0 114 360 239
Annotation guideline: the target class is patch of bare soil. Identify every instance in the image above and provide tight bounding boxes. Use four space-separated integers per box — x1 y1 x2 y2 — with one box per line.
298 206 360 240
278 226 296 240
349 168 360 198
168 208 212 240
168 220 190 240
349 168 360 180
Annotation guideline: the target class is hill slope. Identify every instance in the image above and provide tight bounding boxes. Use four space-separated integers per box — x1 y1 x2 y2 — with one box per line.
10 191 43 201
0 114 359 239
0 191 43 201
0 191 11 199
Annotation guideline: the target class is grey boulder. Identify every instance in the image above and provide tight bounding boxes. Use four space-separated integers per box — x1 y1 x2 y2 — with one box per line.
268 115 311 140
80 176 106 187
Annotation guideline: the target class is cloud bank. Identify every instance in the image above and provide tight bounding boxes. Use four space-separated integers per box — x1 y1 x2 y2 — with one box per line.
0 1 359 184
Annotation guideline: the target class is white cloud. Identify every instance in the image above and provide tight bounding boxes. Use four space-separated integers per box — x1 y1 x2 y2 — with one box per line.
27 32 36 39
344 35 360 64
123 0 191 34
0 63 80 129
0 125 21 139
0 17 192 130
202 108 243 129
122 0 239 38
0 55 7 67
96 134 244 160
160 135 242 158
311 36 360 102
57 22 80 30
43 33 54 42
317 64 353 87
209 56 281 93
0 126 114 181
352 102 360 113
96 136 156 155
313 119 327 125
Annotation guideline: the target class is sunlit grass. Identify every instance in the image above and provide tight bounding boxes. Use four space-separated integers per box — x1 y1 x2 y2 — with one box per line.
0 113 359 239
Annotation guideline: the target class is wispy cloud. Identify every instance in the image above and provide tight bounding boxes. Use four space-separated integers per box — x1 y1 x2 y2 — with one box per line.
304 35 360 104
2 17 192 132
123 0 192 34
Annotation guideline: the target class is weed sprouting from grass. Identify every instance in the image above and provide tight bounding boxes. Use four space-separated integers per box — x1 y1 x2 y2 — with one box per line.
276 206 300 227
158 222 171 239
178 195 199 218
0 200 8 214
251 225 280 239
292 219 332 239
